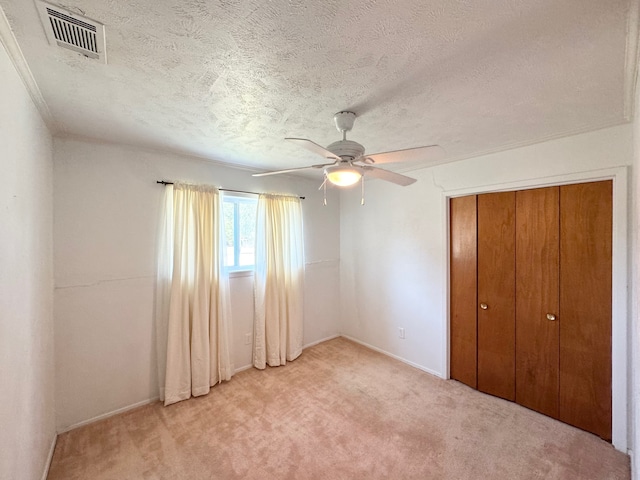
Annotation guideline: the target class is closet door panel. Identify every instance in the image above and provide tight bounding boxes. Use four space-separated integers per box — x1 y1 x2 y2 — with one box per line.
450 195 478 388
515 187 559 418
559 180 612 440
477 192 516 401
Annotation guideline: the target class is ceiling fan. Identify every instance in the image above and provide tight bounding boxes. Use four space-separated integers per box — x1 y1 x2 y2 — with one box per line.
252 111 445 187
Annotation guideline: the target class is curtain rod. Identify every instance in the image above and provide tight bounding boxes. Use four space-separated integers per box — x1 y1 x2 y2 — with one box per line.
156 181 305 200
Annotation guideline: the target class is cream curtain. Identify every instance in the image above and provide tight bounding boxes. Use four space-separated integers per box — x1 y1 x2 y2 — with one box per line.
253 194 305 369
155 183 233 406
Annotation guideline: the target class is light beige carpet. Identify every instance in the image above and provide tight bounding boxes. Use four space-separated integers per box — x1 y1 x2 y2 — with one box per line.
48 337 629 479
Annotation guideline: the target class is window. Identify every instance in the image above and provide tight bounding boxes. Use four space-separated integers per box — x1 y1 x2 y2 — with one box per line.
223 194 257 271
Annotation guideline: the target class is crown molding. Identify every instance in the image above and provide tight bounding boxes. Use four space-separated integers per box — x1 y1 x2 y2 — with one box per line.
390 119 630 176
624 0 640 121
0 5 60 133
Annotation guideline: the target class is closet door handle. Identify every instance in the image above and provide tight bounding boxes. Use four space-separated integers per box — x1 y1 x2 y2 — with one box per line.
480 303 488 310
546 313 556 321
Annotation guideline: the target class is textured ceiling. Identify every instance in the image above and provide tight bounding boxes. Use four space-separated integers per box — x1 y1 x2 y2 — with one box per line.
0 0 635 174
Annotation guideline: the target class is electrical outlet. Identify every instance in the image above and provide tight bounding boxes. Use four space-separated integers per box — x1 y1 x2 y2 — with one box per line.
398 327 405 339
245 333 251 345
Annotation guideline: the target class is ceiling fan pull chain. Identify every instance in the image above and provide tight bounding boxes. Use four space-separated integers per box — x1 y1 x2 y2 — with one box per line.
323 176 327 206
361 174 365 206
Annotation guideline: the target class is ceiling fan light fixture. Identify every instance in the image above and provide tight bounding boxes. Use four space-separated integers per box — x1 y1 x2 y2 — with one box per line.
325 165 362 187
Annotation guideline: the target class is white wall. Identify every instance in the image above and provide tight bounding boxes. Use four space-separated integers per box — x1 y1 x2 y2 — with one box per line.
631 73 640 477
53 137 341 431
0 40 55 480
340 124 633 447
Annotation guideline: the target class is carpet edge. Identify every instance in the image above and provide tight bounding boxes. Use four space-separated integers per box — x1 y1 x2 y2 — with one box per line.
340 334 444 378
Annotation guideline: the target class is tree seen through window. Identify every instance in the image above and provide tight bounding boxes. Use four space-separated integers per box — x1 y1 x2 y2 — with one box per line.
223 195 257 270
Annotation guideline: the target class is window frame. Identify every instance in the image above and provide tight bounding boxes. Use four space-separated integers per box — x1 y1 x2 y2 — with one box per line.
222 193 258 273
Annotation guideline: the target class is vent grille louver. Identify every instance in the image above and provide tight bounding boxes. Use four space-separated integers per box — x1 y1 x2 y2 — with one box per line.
36 1 106 63
47 9 98 55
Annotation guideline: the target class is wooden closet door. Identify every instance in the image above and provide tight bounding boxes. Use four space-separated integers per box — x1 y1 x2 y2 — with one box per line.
450 195 477 388
559 180 612 440
515 187 559 418
477 192 516 401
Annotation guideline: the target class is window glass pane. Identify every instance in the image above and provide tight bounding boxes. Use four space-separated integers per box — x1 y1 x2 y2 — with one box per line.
222 195 257 271
223 201 235 267
239 202 257 266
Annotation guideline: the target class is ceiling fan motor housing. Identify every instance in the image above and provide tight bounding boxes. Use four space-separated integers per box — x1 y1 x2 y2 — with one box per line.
327 140 365 160
334 111 356 132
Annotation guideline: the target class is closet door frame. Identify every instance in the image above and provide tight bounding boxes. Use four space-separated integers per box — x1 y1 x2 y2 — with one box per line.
444 167 628 452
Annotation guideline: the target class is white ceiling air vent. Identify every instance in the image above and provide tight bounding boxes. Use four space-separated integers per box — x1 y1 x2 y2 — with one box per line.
36 1 106 63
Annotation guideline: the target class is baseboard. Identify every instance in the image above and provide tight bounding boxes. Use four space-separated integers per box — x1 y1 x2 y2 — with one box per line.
234 363 253 373
58 397 159 434
40 433 57 480
340 335 443 378
304 334 341 349
234 334 341 374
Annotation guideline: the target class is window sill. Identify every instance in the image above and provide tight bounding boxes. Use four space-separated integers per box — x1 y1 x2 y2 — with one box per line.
228 270 254 279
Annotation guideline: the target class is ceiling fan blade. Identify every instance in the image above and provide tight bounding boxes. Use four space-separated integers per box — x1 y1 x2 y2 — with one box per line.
286 138 340 160
360 145 445 165
252 163 334 177
363 166 417 186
